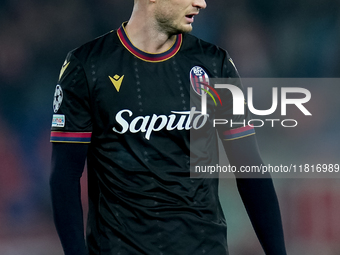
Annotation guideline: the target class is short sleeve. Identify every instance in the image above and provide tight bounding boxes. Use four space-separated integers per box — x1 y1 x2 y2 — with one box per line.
50 52 92 143
214 51 255 141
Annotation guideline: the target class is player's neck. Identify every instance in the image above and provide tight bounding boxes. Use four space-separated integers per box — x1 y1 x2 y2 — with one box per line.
125 18 177 54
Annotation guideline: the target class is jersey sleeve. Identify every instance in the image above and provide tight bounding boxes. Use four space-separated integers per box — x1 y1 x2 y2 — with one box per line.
215 50 255 141
50 52 92 143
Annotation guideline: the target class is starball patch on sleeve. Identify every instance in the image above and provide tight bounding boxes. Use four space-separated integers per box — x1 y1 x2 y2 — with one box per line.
53 84 63 113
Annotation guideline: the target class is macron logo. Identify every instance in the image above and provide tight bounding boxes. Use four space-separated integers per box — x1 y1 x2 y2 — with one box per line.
109 74 125 92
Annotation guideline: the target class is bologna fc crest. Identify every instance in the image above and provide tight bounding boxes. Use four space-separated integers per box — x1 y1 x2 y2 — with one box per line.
53 85 63 113
189 66 210 96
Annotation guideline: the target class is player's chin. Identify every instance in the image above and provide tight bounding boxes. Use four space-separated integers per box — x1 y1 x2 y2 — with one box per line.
167 23 192 35
179 24 193 33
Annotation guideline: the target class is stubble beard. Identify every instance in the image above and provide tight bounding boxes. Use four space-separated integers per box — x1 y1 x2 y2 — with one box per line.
154 11 192 35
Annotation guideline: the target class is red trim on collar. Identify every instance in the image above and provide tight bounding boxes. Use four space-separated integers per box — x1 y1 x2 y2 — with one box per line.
117 23 182 62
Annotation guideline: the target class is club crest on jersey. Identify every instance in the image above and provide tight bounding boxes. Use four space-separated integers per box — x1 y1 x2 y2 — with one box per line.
53 85 63 113
190 66 210 96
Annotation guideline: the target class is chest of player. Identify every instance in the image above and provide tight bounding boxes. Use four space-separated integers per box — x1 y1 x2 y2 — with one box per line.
86 57 197 118
82 50 221 141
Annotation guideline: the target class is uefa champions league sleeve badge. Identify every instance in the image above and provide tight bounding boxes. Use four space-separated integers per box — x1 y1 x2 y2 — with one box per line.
53 84 63 113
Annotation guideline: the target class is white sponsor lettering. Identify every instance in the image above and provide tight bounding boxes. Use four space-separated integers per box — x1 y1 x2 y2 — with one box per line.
112 107 207 140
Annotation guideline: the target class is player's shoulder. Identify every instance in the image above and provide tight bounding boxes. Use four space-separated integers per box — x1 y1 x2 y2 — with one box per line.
66 30 120 63
182 33 228 59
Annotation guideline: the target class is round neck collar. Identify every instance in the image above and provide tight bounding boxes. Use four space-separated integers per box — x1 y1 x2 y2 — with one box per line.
117 22 183 62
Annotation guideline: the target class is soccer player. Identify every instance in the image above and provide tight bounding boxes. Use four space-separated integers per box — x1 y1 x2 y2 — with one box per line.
50 0 287 254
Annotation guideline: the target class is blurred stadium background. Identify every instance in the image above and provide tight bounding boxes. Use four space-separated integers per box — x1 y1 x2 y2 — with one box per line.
0 0 340 254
